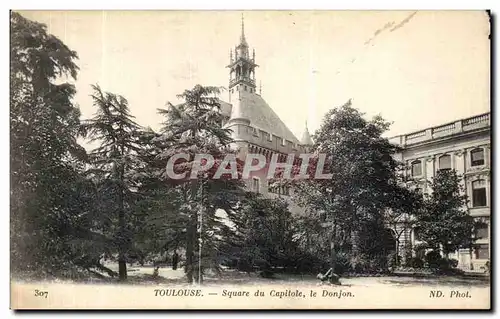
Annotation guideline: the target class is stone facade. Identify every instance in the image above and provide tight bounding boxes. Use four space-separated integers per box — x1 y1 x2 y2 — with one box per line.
389 112 491 271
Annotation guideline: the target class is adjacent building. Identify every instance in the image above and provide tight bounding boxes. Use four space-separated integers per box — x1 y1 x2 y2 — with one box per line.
389 113 491 271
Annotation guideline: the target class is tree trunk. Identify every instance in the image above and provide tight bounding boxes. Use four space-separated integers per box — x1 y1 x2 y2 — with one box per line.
118 163 127 281
330 240 336 271
329 222 337 271
329 222 341 285
118 259 127 281
351 229 359 256
185 220 195 283
395 239 400 267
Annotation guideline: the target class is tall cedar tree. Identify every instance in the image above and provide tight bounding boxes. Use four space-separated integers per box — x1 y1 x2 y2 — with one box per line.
80 85 143 281
151 85 247 283
10 12 93 277
129 128 175 266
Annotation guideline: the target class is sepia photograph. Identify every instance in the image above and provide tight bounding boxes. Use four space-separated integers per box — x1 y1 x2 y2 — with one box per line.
9 9 491 310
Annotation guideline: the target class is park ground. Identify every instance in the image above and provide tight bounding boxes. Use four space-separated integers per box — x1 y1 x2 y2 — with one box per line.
10 264 490 309
14 263 489 288
115 263 491 287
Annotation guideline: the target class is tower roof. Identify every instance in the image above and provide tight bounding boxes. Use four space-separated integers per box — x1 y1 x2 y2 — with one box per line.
300 121 313 145
222 90 300 144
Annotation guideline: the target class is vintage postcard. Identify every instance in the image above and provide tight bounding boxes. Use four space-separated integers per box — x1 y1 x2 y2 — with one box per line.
10 10 491 310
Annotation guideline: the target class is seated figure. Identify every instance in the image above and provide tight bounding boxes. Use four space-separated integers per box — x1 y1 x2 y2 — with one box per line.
317 268 341 285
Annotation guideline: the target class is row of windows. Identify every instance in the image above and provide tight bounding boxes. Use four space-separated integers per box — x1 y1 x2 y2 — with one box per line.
410 148 486 177
230 85 255 94
244 129 297 150
268 184 291 196
251 178 291 196
414 179 487 208
414 221 488 241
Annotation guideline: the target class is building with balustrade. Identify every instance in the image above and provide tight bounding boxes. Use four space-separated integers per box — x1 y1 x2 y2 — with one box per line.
216 17 491 271
389 112 491 271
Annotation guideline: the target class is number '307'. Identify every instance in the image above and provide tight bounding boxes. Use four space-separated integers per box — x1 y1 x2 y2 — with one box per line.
34 290 48 298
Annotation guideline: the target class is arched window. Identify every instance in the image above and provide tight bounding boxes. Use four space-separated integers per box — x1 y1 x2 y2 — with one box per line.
411 160 422 176
472 180 487 207
471 148 485 167
438 154 451 171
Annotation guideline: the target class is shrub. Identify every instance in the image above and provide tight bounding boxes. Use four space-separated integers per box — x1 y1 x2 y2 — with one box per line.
425 250 442 269
236 259 253 272
345 254 387 274
259 269 275 279
293 252 328 274
387 252 401 268
424 250 459 272
394 267 432 275
405 257 424 268
439 258 458 270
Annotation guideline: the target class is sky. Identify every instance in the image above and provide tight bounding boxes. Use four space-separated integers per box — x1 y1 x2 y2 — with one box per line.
18 10 490 140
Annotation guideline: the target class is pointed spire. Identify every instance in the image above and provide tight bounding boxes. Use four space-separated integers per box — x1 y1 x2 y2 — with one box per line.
240 13 247 46
300 120 313 145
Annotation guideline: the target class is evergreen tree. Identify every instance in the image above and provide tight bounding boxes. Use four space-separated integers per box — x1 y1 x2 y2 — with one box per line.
147 85 246 284
10 12 90 277
80 84 143 281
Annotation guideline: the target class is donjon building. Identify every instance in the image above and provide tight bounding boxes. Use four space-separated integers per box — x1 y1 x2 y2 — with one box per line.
219 17 313 208
389 112 491 271
216 17 491 271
